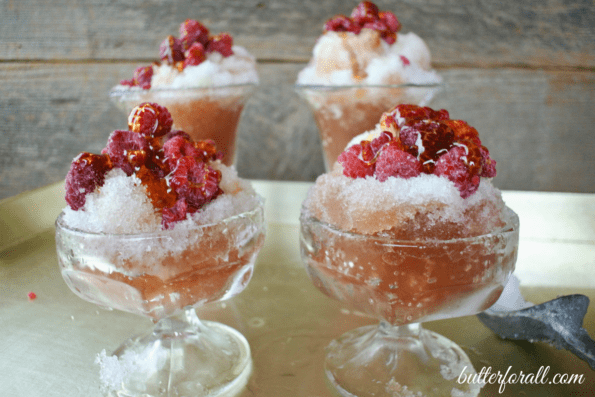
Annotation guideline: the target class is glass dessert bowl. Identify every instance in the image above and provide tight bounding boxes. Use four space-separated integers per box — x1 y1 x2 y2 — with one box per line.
110 83 256 166
56 205 265 397
295 84 441 170
295 2 442 170
299 102 520 396
300 204 519 397
110 19 259 166
56 102 266 396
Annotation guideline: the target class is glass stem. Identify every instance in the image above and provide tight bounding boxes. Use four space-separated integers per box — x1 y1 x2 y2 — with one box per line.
153 308 203 336
379 320 422 337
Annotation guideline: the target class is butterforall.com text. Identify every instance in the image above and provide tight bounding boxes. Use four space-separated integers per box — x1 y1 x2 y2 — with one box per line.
457 365 585 393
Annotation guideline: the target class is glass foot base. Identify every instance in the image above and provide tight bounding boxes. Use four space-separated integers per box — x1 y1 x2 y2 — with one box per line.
325 323 482 397
97 310 252 397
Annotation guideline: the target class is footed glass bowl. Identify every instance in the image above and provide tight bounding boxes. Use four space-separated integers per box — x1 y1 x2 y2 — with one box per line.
300 206 519 396
55 203 265 397
295 84 441 171
109 83 256 166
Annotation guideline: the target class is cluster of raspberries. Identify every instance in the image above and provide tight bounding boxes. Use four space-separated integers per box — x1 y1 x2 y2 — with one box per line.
324 1 402 44
338 104 497 198
65 103 224 228
120 19 235 89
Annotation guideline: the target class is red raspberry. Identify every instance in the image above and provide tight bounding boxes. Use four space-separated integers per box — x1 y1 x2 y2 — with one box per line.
381 32 397 45
369 131 393 154
183 42 207 68
65 152 112 210
163 135 201 168
338 144 375 178
434 146 480 198
164 129 191 142
400 55 410 66
479 146 497 178
206 33 234 57
379 11 401 33
120 78 135 87
324 15 362 34
128 102 173 138
351 1 380 25
169 156 223 209
395 104 450 122
103 130 150 175
442 119 481 145
398 121 455 173
375 142 422 182
162 198 190 229
193 139 223 162
179 19 210 50
133 66 153 89
159 35 184 64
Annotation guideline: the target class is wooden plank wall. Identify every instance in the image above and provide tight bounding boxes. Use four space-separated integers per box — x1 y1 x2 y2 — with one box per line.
1 0 594 200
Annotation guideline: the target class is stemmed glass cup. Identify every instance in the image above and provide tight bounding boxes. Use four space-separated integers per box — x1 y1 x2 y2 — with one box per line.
55 202 265 396
300 206 519 396
295 84 441 171
110 83 256 166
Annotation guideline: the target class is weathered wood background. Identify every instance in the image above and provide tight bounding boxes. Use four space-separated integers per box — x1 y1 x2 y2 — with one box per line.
1 0 594 200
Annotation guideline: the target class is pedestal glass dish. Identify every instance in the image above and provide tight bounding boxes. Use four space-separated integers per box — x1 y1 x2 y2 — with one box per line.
300 207 519 396
55 203 265 397
295 84 441 171
110 84 256 166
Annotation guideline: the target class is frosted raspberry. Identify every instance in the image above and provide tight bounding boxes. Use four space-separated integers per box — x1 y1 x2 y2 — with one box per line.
434 146 480 198
375 142 422 182
398 121 455 173
120 78 135 87
159 35 184 64
163 135 201 168
381 31 397 45
169 156 223 209
65 152 112 210
103 130 150 175
369 131 393 154
183 42 206 68
128 102 173 138
479 146 497 178
193 139 223 162
179 19 209 50
162 198 190 229
338 144 375 178
120 66 153 89
396 104 450 122
379 11 401 33
443 119 481 145
164 129 191 142
133 66 153 89
351 1 380 25
206 33 234 57
324 15 362 34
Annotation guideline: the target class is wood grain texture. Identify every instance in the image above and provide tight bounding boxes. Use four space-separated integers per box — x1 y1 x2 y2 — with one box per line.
1 0 593 67
1 62 593 200
1 0 594 199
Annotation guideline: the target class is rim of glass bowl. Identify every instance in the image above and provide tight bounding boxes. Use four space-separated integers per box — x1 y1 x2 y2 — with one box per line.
109 82 258 99
299 204 519 246
294 82 443 92
55 197 264 239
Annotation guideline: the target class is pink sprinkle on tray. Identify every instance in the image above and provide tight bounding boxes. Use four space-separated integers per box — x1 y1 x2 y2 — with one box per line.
28 292 37 301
